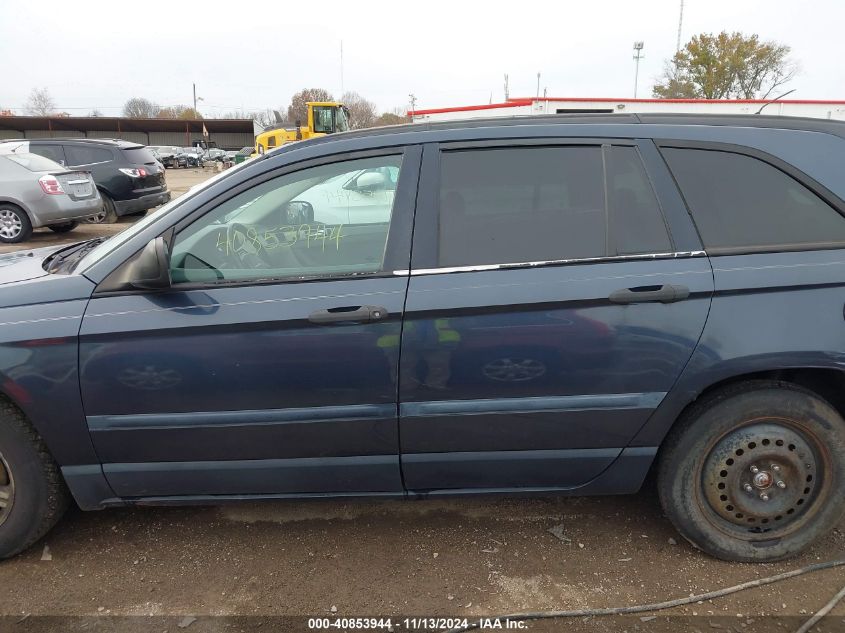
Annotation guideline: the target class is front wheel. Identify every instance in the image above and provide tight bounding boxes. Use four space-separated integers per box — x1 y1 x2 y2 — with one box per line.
658 381 845 562
0 399 69 559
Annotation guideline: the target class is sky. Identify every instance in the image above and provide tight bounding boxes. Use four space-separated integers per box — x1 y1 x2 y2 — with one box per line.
1 0 843 118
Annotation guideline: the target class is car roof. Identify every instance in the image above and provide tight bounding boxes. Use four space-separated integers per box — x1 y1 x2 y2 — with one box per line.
297 113 845 145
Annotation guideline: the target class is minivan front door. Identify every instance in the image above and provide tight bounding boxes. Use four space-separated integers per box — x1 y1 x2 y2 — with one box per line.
399 141 713 492
79 149 420 498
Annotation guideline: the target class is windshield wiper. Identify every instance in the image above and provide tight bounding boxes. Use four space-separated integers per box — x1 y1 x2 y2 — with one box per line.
45 237 106 273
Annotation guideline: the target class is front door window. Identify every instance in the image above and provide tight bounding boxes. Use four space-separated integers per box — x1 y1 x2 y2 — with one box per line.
169 155 403 284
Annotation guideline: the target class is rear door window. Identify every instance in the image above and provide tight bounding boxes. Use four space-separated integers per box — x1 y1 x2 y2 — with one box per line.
662 148 845 250
29 144 66 166
437 145 672 267
65 145 114 166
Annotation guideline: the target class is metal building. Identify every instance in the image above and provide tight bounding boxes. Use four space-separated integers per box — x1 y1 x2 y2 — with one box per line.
409 97 845 123
0 116 254 150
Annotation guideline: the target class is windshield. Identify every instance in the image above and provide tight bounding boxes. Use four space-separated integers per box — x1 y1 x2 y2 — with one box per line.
76 157 258 270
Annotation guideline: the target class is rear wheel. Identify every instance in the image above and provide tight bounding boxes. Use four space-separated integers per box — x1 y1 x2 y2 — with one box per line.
658 381 845 561
87 192 118 224
0 205 32 243
0 399 69 559
48 221 78 233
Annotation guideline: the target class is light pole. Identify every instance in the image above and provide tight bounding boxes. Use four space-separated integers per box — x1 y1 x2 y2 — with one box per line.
632 42 645 99
192 83 204 115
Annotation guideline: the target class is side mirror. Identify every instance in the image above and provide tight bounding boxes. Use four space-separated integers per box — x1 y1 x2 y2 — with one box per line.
285 200 314 224
126 237 171 289
350 171 386 191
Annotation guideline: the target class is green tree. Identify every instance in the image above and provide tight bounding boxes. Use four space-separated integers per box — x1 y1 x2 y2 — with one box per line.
158 105 202 120
372 112 407 127
653 32 797 100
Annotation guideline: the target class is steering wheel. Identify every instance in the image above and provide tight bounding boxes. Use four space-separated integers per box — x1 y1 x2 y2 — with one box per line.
226 223 274 269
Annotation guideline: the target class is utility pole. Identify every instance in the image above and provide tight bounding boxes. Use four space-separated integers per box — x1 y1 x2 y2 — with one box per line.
503 74 510 101
536 72 541 98
408 93 417 121
676 0 685 52
193 83 197 112
632 42 645 98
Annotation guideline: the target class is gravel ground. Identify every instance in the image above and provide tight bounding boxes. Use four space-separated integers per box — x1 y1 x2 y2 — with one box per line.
0 165 844 633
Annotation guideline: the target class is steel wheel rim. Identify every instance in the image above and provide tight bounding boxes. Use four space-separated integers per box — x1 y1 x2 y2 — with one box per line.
0 451 15 528
87 211 107 224
0 210 22 239
699 419 828 540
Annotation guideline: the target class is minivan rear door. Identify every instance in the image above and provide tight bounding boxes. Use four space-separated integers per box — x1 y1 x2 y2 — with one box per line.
398 140 713 492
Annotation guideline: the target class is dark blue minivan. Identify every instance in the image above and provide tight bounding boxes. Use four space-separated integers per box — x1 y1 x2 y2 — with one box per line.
0 114 844 562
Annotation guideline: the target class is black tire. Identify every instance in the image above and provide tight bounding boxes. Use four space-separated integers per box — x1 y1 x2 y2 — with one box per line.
658 380 845 562
0 204 32 243
88 192 118 224
48 221 78 233
0 398 69 559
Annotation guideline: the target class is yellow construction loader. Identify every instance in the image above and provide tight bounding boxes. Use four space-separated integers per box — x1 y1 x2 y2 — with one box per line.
254 102 350 156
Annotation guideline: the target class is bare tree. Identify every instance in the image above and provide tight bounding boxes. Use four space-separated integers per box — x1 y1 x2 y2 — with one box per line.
123 97 160 118
341 91 377 129
25 88 56 116
286 88 334 125
88 109 104 117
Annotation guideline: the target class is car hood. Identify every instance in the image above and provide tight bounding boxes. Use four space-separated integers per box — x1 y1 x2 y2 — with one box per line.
0 244 66 285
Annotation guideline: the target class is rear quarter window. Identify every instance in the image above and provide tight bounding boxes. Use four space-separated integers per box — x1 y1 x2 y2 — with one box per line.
121 147 157 165
662 148 845 251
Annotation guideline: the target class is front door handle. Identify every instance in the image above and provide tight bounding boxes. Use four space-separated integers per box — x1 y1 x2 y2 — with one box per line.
308 305 388 324
609 284 690 304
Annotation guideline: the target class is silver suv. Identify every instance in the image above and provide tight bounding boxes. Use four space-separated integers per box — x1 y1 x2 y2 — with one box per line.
0 149 102 242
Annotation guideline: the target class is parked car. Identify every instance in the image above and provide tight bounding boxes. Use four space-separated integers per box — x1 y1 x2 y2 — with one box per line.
180 147 204 168
22 139 170 223
1 115 845 562
203 148 226 162
147 148 165 172
0 148 102 242
149 146 186 169
224 150 238 162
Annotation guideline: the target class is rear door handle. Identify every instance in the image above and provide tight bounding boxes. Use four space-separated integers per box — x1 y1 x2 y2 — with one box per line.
308 305 388 324
609 284 690 304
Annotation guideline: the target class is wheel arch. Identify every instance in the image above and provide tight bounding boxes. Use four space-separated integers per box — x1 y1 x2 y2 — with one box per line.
634 364 845 450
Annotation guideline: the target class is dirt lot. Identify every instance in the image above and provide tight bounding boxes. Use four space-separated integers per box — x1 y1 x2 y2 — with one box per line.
0 166 843 633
